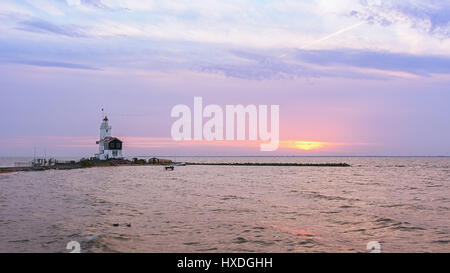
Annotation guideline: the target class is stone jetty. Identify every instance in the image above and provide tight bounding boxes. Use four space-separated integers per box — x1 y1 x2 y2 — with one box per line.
0 158 350 174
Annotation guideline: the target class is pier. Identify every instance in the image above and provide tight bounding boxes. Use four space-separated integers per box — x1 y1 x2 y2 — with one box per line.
0 158 350 173
185 162 351 167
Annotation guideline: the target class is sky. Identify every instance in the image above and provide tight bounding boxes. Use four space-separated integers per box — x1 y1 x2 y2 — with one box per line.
0 0 450 157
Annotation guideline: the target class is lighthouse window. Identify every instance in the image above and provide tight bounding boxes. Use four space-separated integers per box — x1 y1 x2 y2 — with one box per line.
108 142 122 150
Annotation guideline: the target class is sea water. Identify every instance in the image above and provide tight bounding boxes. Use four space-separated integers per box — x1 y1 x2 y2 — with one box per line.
0 157 448 252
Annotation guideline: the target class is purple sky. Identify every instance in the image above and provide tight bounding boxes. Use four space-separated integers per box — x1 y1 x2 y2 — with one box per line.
1 0 450 156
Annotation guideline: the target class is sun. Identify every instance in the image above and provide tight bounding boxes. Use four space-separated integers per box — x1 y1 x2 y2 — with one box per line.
294 141 327 150
279 140 330 151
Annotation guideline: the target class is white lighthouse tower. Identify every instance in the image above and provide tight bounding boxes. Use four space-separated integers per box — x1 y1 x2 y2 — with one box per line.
99 116 111 155
95 114 123 160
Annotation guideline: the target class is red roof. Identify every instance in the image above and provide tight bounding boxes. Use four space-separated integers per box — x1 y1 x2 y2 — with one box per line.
103 136 122 143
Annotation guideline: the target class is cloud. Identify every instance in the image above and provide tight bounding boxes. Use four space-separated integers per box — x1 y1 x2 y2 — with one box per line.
16 18 87 37
67 0 123 11
2 25 449 80
350 0 450 38
198 63 389 80
294 49 450 76
27 0 65 16
80 0 110 9
15 60 99 70
0 0 448 55
197 48 448 80
2 1 450 80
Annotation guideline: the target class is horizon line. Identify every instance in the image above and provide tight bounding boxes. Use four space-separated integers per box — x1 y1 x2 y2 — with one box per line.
1 155 449 158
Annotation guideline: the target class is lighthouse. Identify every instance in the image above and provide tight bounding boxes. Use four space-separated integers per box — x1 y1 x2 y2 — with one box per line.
95 115 123 160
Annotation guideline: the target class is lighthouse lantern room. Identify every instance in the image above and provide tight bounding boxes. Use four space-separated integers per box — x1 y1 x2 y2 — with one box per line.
95 115 123 160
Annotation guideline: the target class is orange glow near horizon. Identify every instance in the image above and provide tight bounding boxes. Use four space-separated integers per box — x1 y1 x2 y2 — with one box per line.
122 138 335 151
294 141 328 150
280 140 332 151
117 137 337 151
1 136 343 152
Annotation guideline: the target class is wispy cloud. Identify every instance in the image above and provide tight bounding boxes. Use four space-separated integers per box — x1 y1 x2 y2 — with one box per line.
16 18 87 37
350 0 450 38
2 32 449 79
294 49 450 76
15 60 100 70
198 48 450 79
80 0 111 10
